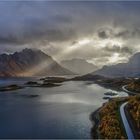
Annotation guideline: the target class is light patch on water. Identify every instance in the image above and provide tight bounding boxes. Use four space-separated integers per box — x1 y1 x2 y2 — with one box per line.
40 93 98 106
109 89 128 97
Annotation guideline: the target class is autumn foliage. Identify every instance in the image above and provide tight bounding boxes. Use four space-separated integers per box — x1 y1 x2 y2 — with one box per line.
127 79 140 92
98 99 126 139
128 95 140 130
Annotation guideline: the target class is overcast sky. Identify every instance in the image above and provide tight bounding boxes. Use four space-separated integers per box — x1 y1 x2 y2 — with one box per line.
0 1 140 67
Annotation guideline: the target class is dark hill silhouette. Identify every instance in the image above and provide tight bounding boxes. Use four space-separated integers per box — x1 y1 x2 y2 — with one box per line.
0 48 74 77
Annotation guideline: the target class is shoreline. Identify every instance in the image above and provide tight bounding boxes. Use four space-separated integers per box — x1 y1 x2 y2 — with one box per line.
89 107 101 139
90 96 129 139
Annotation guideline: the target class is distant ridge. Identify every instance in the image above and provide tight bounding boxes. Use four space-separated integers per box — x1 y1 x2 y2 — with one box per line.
61 58 98 75
0 48 74 77
93 52 140 77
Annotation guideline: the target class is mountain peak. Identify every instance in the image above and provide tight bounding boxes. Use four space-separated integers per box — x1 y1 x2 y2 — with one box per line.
93 52 140 77
21 48 42 54
129 52 140 62
0 48 74 77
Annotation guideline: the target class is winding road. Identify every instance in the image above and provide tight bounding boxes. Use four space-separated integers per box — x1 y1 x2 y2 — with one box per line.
122 85 136 95
120 102 135 139
120 85 138 139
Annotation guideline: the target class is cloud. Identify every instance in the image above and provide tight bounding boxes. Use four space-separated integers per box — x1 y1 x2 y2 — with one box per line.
97 26 140 40
97 27 113 39
115 28 140 39
0 1 140 67
52 15 73 23
103 44 133 54
0 25 76 45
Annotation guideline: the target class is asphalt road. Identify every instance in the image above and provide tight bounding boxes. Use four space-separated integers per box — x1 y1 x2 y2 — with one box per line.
122 85 136 95
120 102 135 139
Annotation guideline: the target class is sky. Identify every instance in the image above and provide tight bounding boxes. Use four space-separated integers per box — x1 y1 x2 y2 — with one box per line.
0 1 140 67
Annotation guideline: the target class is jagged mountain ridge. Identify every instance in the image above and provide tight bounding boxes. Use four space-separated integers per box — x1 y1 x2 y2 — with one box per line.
0 48 74 77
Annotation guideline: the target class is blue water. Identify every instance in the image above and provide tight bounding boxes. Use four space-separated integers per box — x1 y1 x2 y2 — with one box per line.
0 78 128 139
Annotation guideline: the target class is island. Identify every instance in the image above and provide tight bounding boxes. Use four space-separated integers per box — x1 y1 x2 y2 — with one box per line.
25 80 61 88
0 84 23 92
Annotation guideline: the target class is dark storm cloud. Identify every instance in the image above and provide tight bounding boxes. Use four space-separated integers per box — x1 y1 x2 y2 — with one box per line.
0 28 76 44
0 1 140 66
121 46 134 54
0 1 77 45
104 45 133 54
1 1 140 45
52 15 73 23
0 35 21 45
0 15 76 45
97 28 113 39
98 27 140 39
98 31 108 39
115 28 140 39
104 45 121 52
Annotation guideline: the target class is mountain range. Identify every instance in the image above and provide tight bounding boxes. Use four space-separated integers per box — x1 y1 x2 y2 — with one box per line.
0 48 73 77
61 58 98 75
0 48 140 78
93 52 140 77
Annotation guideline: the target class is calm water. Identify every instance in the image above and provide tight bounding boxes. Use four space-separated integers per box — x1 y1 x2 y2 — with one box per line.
0 78 128 139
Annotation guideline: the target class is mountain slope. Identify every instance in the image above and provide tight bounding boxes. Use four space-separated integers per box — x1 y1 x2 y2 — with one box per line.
93 52 140 77
0 48 74 77
61 58 98 75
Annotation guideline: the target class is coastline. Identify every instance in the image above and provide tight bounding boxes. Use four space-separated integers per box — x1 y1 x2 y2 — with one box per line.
90 107 101 139
90 97 129 139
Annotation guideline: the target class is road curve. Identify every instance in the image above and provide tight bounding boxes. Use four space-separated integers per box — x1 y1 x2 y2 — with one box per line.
122 85 136 95
120 102 135 139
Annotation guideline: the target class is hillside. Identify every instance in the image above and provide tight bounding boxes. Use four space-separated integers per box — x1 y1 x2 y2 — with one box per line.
0 48 74 77
126 78 140 93
93 52 140 77
72 74 132 91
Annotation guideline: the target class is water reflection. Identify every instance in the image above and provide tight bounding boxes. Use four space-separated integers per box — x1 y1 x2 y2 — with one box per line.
0 79 128 139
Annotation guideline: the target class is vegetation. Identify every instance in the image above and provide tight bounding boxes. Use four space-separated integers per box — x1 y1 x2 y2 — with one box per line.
97 98 128 139
94 94 140 139
40 76 68 83
96 77 133 91
127 95 140 137
25 81 38 85
41 82 61 87
73 74 132 91
127 78 140 93
25 80 61 88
